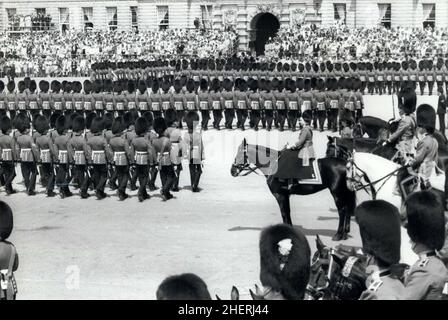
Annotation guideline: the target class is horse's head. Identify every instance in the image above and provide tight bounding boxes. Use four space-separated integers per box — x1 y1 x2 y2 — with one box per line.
231 138 249 177
305 236 332 300
215 286 240 300
346 153 370 193
325 136 351 160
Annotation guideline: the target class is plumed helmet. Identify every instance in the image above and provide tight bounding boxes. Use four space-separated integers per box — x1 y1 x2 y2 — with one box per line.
14 113 30 133
111 116 125 135
405 191 446 250
134 117 149 136
186 79 195 93
156 273 212 300
18 81 26 93
29 80 37 93
0 201 13 240
0 115 12 134
185 110 200 131
355 200 401 266
259 224 310 300
7 81 15 93
83 80 92 94
55 115 68 135
153 117 168 136
416 104 436 133
164 109 177 127
72 116 86 132
90 117 104 134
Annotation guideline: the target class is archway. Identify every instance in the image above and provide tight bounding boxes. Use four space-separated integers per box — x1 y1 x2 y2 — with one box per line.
251 13 280 56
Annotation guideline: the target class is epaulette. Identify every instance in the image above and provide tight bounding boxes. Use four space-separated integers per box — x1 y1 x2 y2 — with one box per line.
418 258 429 268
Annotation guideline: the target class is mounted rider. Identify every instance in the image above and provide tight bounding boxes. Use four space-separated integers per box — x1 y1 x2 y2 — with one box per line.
384 87 417 164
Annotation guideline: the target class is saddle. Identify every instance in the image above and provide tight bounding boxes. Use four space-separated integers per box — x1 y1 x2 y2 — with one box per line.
272 150 322 185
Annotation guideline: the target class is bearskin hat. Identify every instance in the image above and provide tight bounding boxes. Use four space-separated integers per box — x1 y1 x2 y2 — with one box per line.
14 113 30 133
138 80 147 94
89 117 104 134
345 78 353 91
92 80 102 93
64 82 73 93
127 80 135 94
259 224 310 300
84 112 95 130
55 115 68 135
287 79 296 92
312 62 318 73
209 78 219 92
34 115 49 135
310 77 317 90
186 79 195 93
0 201 13 241
111 117 125 135
249 79 258 92
436 58 444 70
416 104 436 133
161 80 171 93
164 109 177 127
133 117 148 136
223 79 233 92
0 116 11 134
142 111 154 128
84 80 92 94
296 78 304 91
302 110 312 123
72 116 86 132
401 61 409 71
355 200 401 266
23 77 30 89
298 63 305 72
17 81 25 93
343 63 350 72
156 273 212 300
37 80 48 93
200 79 208 91
173 79 182 93
102 112 114 131
305 62 311 72
405 191 446 250
350 62 357 71
304 79 311 91
124 111 137 128
49 113 60 130
152 80 160 93
240 79 249 92
335 62 342 71
0 81 4 93
291 63 297 71
317 78 325 91
7 81 15 93
153 117 168 136
51 80 61 93
185 110 200 131
419 60 426 70
399 88 417 115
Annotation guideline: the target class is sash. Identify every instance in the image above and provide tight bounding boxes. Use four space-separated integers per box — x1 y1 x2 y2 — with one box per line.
276 100 285 110
200 101 209 110
1 149 13 161
58 150 68 164
212 101 221 110
40 149 52 163
187 101 196 110
174 101 183 111
74 150 86 165
91 150 106 164
288 101 298 110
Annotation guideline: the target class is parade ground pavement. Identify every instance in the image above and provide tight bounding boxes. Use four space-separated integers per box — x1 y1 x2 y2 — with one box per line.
4 94 439 299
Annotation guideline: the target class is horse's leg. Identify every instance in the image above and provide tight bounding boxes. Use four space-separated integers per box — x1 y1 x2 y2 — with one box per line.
331 195 346 241
273 192 292 225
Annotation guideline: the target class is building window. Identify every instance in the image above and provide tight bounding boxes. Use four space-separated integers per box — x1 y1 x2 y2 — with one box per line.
83 7 93 30
6 8 17 31
378 3 391 29
333 3 346 24
200 5 213 29
130 6 138 32
423 3 435 29
106 7 118 31
35 8 46 15
157 6 169 30
59 8 69 33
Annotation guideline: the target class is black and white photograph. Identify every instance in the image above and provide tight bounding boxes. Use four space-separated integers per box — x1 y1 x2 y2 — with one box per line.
0 0 447 305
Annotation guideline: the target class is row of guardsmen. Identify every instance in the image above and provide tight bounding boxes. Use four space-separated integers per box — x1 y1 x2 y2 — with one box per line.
0 108 204 201
0 76 363 133
90 58 448 95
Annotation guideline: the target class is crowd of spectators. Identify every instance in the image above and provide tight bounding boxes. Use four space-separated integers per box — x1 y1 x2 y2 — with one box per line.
0 28 238 78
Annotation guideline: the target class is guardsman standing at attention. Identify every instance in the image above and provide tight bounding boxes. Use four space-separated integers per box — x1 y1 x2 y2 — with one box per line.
401 191 448 300
184 111 204 192
136 80 150 114
164 109 183 192
0 81 6 117
184 78 198 118
0 115 16 195
83 80 94 116
109 116 132 201
326 78 342 132
222 79 235 130
198 79 210 131
234 79 249 131
248 79 261 131
426 60 436 96
51 81 65 117
300 79 313 127
125 81 137 112
53 115 73 199
16 81 27 116
5 81 17 122
34 115 56 197
27 81 39 120
418 60 427 96
313 79 327 132
86 116 109 200
92 80 104 117
153 117 175 201
72 81 84 116
68 116 91 199
113 81 126 117
274 79 287 131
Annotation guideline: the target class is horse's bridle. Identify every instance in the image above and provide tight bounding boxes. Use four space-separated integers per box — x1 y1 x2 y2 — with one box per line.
232 141 260 176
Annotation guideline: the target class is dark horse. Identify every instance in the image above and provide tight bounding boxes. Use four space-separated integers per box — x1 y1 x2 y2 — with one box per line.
230 139 356 241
